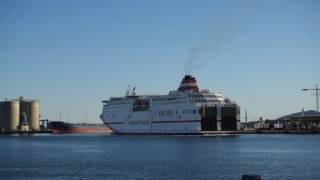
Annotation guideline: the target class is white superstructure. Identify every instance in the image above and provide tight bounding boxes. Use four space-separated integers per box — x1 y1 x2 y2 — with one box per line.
100 75 240 134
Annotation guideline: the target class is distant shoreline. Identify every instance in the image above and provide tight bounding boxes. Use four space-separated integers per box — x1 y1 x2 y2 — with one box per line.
1 130 320 135
241 129 320 134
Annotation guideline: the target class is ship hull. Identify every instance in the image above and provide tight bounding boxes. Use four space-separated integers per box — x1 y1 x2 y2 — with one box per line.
105 125 239 135
111 131 239 135
52 127 111 134
101 106 240 134
49 121 111 134
112 132 202 135
104 119 202 134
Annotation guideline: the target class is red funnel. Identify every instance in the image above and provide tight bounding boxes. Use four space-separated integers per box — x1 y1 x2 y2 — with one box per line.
177 75 199 93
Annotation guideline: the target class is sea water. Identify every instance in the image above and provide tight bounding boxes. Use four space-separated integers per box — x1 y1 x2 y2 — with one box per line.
0 134 319 180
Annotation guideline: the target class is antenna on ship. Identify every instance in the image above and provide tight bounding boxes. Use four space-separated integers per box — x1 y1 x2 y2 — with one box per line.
125 85 131 96
132 87 136 96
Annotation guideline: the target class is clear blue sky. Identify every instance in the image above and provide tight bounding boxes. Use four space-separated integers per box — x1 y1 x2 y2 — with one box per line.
1 0 319 122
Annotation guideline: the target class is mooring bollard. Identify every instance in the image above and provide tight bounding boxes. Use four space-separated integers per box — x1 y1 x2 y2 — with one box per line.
242 174 261 180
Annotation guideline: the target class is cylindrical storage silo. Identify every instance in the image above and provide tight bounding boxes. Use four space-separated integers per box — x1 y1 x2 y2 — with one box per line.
20 101 30 125
29 101 40 131
5 101 20 132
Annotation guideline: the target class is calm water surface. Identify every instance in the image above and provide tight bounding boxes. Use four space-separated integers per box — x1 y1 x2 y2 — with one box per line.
0 134 319 180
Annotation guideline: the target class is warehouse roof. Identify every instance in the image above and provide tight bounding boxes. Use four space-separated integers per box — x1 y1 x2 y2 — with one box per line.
278 110 320 119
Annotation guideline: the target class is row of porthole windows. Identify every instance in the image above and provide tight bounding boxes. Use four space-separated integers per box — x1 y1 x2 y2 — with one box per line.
190 95 218 98
158 109 197 116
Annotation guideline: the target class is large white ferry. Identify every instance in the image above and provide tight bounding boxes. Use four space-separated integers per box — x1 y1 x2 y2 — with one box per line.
100 75 240 134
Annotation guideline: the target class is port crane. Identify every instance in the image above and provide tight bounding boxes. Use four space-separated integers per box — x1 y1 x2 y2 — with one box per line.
302 84 319 112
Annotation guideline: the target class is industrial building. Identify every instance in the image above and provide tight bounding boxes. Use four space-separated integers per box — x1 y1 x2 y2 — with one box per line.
275 110 320 130
243 110 320 132
0 97 40 133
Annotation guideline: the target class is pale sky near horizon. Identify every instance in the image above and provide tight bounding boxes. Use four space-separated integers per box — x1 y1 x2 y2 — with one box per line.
1 0 319 123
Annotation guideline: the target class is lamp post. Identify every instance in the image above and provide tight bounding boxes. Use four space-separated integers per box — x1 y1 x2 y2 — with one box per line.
245 109 248 128
244 100 252 129
302 84 319 112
